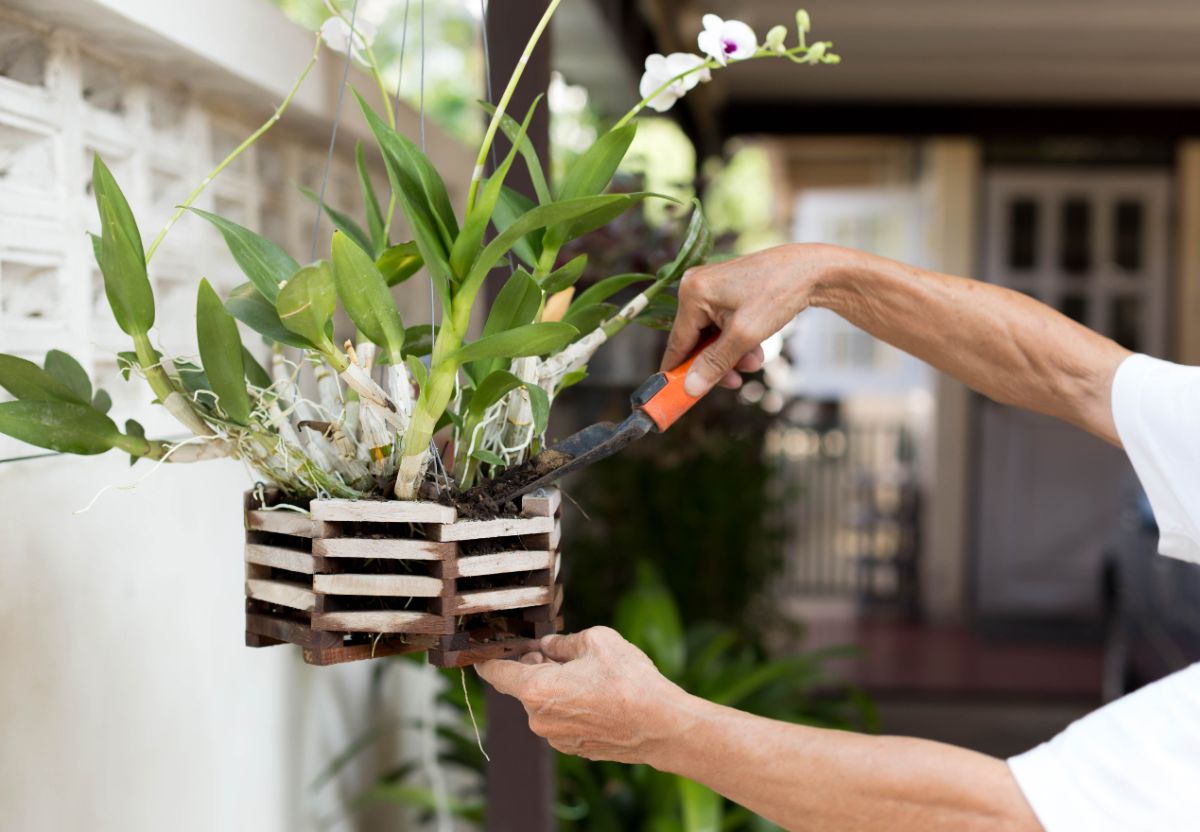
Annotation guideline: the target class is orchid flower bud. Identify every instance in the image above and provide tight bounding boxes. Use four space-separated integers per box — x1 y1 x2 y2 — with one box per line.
803 41 827 64
796 10 812 35
766 25 788 54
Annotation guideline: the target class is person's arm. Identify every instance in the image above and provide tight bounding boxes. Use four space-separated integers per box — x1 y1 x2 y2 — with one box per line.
477 628 1042 832
663 244 1130 444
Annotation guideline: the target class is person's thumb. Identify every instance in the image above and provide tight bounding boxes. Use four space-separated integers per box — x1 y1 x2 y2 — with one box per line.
684 327 751 397
539 631 591 662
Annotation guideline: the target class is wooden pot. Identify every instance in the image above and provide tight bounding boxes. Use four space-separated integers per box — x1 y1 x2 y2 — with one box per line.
242 487 563 667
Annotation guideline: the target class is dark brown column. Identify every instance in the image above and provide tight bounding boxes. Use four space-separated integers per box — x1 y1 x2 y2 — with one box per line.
483 3 556 832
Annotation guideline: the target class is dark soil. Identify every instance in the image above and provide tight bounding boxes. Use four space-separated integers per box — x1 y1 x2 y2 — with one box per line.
420 449 574 521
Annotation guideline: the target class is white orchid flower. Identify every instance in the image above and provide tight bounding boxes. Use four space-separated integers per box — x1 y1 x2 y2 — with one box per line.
638 52 711 113
319 15 377 64
697 14 758 65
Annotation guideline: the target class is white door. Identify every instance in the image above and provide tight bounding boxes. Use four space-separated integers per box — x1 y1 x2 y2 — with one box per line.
975 169 1169 621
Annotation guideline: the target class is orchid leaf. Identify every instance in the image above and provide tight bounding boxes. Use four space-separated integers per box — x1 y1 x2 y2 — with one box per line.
196 278 251 425
242 347 272 390
402 324 434 358
471 448 506 468
558 123 636 201
479 100 552 204
225 282 315 349
331 231 405 361
656 199 713 285
451 322 577 365
570 273 652 311
97 194 154 336
464 370 550 438
404 355 428 391
466 269 542 383
276 261 336 351
298 185 373 254
124 418 145 465
635 293 678 332
492 186 543 268
563 302 616 340
188 208 298 303
43 350 92 404
0 354 89 404
541 191 665 254
376 242 423 286
91 155 143 254
92 388 112 415
452 96 541 279
356 142 387 255
0 400 121 455
540 254 588 293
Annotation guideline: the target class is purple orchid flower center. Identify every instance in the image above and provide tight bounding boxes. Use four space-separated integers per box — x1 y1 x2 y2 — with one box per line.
723 39 738 55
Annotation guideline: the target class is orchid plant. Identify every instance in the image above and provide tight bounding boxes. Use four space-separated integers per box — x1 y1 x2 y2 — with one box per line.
0 5 837 502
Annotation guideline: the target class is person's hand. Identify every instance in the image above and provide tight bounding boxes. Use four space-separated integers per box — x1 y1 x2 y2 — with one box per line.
475 627 688 765
662 243 851 396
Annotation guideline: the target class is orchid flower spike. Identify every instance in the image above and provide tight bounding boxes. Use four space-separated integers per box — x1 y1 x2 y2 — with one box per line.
639 52 712 112
698 14 758 65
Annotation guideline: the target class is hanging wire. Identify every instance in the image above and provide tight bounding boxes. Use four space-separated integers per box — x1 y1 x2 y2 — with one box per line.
308 0 362 261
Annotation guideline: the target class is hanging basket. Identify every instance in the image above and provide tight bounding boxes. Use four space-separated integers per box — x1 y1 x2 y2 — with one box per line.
243 487 563 667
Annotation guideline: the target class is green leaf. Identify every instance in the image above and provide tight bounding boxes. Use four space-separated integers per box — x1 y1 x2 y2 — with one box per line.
0 400 121 455
377 242 423 286
276 261 336 351
558 123 636 201
656 200 713 285
615 563 686 679
563 302 616 336
357 93 455 306
541 191 665 255
570 273 651 310
242 347 272 389
677 777 722 832
404 355 428 391
331 231 405 360
116 351 138 382
471 447 506 467
299 184 373 254
525 381 550 435
225 282 315 349
124 418 145 466
463 195 645 300
91 155 144 255
466 269 542 384
401 324 434 358
92 389 112 415
0 354 89 404
465 370 525 425
555 367 588 393
451 96 541 279
173 359 212 400
97 194 154 336
480 100 553 204
492 186 544 268
356 142 387 255
188 208 299 303
196 278 251 425
451 322 577 365
541 254 588 294
635 293 678 331
43 350 92 403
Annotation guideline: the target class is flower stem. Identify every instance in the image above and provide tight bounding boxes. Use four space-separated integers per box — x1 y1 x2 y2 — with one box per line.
466 0 563 215
145 36 322 263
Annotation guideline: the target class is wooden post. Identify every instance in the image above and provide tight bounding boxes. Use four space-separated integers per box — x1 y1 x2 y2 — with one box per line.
484 3 557 831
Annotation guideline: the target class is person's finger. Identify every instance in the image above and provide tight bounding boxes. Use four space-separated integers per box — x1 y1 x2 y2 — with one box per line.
661 272 713 371
717 370 743 390
520 651 546 665
735 345 765 373
684 323 757 397
539 631 594 662
476 658 538 697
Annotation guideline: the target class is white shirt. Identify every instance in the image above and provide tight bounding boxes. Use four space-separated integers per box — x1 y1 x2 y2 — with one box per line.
1008 354 1200 831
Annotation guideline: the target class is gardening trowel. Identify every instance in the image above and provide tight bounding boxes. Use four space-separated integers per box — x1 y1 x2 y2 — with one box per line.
491 335 719 504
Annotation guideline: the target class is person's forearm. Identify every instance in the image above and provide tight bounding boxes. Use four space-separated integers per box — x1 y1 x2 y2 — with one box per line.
648 692 1041 832
810 249 1130 444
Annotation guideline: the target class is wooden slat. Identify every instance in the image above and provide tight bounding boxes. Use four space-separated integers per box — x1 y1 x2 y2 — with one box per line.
553 551 562 580
454 585 552 615
302 638 433 666
428 514 555 542
428 637 540 668
245 509 317 538
547 522 561 551
521 487 561 518
455 549 554 578
313 573 443 597
245 543 321 575
245 611 340 649
552 583 564 616
312 537 454 560
312 610 448 633
310 499 456 524
246 578 316 612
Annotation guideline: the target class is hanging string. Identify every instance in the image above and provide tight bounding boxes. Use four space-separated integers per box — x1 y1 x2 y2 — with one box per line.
308 0 361 261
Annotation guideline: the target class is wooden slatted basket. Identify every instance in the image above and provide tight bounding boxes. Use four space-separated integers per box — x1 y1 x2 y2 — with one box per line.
243 486 563 667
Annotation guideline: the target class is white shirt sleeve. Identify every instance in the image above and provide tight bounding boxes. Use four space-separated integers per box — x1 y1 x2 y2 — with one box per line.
1109 354 1200 564
1009 663 1200 831
1007 354 1200 830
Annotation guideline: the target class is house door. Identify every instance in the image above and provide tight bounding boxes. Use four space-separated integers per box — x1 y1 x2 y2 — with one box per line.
974 168 1170 622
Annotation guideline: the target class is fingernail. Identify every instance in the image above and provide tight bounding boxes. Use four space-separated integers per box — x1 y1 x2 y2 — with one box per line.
684 369 708 397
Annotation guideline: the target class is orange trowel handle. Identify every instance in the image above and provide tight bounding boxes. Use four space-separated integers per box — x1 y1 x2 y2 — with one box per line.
632 333 719 432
